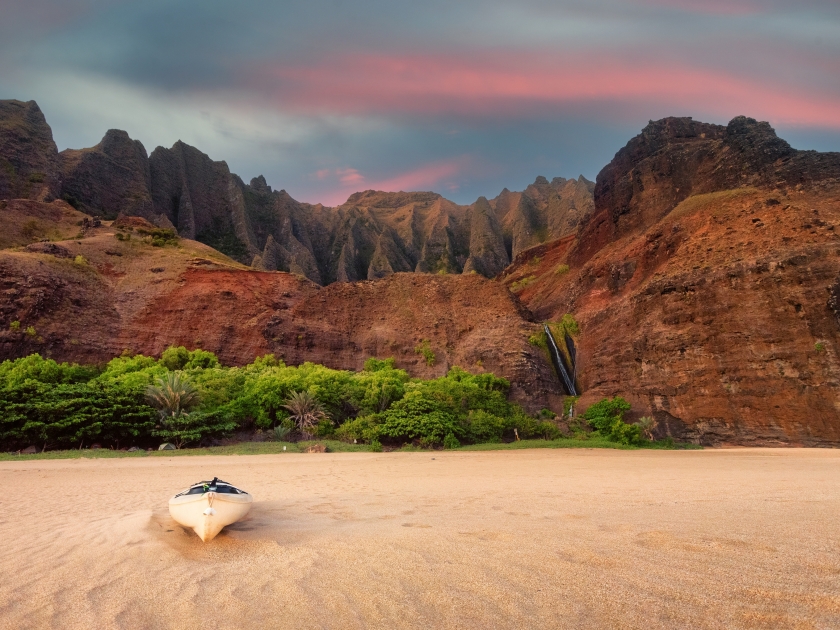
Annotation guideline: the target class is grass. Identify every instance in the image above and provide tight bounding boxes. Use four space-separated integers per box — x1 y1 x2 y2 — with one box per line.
458 438 699 451
1 438 699 461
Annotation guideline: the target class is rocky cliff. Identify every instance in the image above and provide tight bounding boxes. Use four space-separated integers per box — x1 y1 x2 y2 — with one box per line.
60 129 154 221
0 99 594 282
0 211 562 412
0 100 61 202
503 116 840 445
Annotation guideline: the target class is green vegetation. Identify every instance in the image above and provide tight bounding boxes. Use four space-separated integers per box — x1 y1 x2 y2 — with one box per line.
414 339 436 366
73 255 88 266
815 342 826 353
581 396 641 445
25 326 36 337
9 321 20 331
136 226 179 247
510 275 536 292
0 351 689 454
555 264 570 276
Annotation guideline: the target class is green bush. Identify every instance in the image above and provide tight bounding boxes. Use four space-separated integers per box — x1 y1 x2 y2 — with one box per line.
466 410 507 443
414 339 436 366
582 397 640 445
443 433 461 449
378 391 462 446
335 415 381 443
0 351 561 452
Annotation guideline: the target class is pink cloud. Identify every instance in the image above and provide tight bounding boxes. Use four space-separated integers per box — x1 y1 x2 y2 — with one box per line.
337 168 365 185
304 157 472 206
367 157 469 193
254 51 840 129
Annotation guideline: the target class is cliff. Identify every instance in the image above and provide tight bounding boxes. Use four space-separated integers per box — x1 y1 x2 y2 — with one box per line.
0 99 594 281
0 100 61 202
503 116 840 445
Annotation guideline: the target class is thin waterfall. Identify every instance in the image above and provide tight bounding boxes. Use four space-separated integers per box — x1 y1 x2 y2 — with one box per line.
544 324 577 396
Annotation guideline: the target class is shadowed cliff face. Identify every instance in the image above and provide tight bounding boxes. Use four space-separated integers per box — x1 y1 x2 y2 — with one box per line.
0 100 61 202
0 99 594 284
60 130 153 220
503 116 840 446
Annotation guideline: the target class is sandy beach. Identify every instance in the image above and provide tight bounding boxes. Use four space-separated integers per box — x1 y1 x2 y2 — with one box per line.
1 449 838 629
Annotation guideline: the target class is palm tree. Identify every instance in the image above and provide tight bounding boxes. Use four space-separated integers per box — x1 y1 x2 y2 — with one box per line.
145 372 201 422
636 416 658 441
284 391 328 440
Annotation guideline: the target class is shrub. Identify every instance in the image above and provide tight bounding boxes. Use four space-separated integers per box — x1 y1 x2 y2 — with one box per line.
466 410 507 443
145 372 201 421
369 439 383 452
284 391 328 440
137 227 178 247
510 275 536 291
636 416 657 441
25 326 37 337
582 397 631 432
152 408 237 449
555 264 570 275
9 321 20 331
528 330 547 350
443 433 461 449
74 255 88 266
335 415 381 443
273 424 292 441
582 397 641 445
364 357 395 372
815 342 826 353
160 346 191 371
378 391 462 446
414 339 436 366
560 313 580 336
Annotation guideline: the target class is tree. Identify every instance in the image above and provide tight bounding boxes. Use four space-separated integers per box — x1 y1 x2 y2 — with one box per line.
636 416 658 441
284 391 328 440
145 372 200 423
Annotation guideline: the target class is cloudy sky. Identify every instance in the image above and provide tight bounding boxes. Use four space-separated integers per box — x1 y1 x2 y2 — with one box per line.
2 0 838 205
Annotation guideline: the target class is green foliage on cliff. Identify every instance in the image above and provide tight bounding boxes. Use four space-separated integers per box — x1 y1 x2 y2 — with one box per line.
414 339 436 366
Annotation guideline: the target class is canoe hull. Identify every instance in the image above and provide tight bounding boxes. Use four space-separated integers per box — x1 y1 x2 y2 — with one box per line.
168 491 252 542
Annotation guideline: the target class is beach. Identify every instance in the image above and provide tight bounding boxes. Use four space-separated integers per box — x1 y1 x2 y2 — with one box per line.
1 448 838 629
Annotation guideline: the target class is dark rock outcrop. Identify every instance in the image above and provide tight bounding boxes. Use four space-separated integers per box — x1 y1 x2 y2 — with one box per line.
0 100 61 202
59 129 153 220
574 116 840 265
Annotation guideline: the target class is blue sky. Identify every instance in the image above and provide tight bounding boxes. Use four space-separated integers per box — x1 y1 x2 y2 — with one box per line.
2 0 838 205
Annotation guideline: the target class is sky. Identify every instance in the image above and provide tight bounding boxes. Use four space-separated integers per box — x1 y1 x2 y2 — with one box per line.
1 0 839 206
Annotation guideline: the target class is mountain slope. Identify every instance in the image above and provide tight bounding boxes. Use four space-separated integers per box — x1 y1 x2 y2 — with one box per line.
503 116 840 445
0 99 594 284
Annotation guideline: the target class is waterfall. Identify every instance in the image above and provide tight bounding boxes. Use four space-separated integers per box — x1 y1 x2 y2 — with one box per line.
544 324 577 396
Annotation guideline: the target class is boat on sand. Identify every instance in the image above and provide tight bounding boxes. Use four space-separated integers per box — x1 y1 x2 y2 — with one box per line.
168 477 252 542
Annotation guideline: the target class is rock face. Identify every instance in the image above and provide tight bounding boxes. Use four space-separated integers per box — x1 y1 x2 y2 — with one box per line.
247 179 593 284
0 100 61 202
503 116 840 446
60 130 153 220
0 223 563 412
0 99 595 279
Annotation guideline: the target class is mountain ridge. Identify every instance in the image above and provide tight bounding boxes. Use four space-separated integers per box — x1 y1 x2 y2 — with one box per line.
0 99 594 285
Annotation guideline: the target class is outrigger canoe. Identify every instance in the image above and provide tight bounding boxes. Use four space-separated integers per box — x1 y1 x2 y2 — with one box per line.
168 477 252 542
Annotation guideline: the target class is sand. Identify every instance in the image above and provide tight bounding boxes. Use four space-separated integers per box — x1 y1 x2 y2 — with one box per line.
1 449 838 629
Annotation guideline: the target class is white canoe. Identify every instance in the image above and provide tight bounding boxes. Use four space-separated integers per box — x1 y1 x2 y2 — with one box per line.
168 478 252 542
